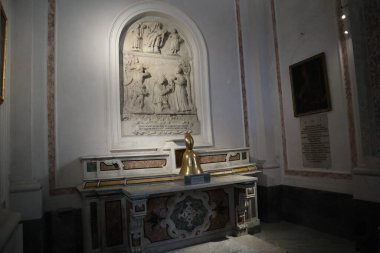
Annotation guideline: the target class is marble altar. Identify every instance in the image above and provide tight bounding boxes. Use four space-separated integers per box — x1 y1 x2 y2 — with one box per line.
78 147 260 253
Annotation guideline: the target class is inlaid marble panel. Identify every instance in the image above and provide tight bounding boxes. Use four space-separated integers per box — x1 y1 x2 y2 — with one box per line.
199 155 227 164
206 189 230 231
144 196 172 243
144 189 230 243
105 200 123 247
123 159 167 170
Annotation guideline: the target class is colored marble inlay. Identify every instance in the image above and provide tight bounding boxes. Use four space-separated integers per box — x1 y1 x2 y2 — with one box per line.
105 200 123 247
134 203 145 213
100 162 119 171
144 196 172 243
229 153 241 161
87 162 97 172
170 196 208 232
199 154 226 164
123 159 166 170
207 189 230 231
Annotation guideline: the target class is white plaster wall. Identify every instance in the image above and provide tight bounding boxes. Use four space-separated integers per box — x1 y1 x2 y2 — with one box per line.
8 0 363 211
4 0 248 211
240 0 282 187
240 0 281 168
161 0 245 148
275 0 352 193
54 0 245 189
10 0 33 184
8 0 45 219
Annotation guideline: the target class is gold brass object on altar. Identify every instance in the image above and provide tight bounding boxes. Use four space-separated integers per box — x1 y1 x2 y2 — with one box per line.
179 133 204 176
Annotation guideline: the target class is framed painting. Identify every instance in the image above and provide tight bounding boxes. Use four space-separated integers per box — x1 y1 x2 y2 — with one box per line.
0 3 7 104
289 53 331 117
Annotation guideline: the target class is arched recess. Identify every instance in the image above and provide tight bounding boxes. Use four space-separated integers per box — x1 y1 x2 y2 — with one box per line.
108 1 212 151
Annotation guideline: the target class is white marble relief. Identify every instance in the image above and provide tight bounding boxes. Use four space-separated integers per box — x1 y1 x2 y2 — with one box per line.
169 29 183 55
120 17 199 136
108 2 212 150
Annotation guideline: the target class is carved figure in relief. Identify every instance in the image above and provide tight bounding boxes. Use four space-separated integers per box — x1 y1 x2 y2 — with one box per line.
145 22 167 53
172 66 190 112
131 23 142 51
179 60 193 108
152 74 174 113
125 64 151 112
169 29 183 55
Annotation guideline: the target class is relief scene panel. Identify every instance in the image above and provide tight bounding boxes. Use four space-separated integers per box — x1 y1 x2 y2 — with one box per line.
120 16 200 136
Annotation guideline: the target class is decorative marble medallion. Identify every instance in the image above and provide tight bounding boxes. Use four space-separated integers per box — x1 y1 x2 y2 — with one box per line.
165 191 215 238
170 196 208 232
144 189 232 243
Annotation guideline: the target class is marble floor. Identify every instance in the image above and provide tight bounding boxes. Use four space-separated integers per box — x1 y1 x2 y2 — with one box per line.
167 222 360 253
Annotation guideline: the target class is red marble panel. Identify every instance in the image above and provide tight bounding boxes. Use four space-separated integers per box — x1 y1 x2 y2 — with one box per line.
105 200 123 247
123 159 167 170
206 189 230 231
199 154 226 164
144 196 172 243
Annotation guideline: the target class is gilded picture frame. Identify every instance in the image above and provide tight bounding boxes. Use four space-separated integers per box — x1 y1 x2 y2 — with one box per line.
289 53 332 117
0 3 7 104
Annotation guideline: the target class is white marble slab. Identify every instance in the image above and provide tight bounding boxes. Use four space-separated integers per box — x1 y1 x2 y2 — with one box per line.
122 175 257 199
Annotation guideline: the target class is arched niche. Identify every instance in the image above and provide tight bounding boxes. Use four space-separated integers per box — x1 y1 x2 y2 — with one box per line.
108 1 212 151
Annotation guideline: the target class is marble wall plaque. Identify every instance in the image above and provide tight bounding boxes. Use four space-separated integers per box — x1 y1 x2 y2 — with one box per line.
300 114 331 168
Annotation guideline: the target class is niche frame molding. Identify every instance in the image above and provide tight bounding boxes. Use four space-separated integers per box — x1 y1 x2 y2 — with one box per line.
107 1 213 152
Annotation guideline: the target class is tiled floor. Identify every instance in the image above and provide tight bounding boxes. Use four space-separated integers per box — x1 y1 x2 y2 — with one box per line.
167 222 360 253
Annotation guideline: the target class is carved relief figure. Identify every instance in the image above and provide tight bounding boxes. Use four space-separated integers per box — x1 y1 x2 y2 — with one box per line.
131 23 142 51
124 64 151 113
169 29 183 55
145 22 167 53
179 60 193 108
152 75 174 113
172 66 190 112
